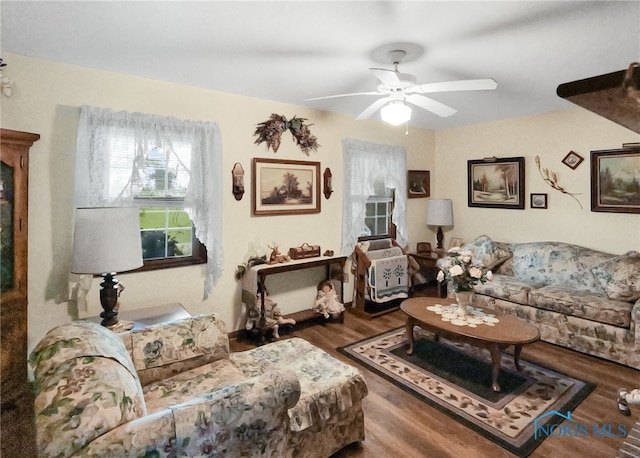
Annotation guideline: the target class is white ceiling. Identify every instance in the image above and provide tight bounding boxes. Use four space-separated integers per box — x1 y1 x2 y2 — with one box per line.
2 1 639 130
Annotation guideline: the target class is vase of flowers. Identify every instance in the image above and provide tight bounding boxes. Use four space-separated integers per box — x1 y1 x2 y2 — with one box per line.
453 291 474 316
437 247 493 316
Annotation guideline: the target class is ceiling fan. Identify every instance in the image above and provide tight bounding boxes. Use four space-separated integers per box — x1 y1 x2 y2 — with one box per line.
305 48 498 125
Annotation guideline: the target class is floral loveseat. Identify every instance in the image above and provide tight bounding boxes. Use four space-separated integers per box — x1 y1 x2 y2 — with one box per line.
29 313 368 457
438 235 640 370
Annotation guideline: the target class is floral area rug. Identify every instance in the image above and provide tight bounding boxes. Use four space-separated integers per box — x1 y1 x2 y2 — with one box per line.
338 327 594 457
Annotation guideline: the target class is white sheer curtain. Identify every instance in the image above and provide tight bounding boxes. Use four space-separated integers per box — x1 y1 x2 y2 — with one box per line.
341 138 407 255
74 105 224 299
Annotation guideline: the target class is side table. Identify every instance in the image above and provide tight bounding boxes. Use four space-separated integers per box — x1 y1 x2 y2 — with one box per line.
409 252 446 298
85 303 190 332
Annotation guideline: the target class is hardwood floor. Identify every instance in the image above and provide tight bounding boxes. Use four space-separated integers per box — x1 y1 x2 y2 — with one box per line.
231 307 639 458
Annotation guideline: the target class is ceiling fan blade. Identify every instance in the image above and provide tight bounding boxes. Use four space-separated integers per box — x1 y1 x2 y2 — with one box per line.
355 97 394 120
369 68 401 86
405 94 457 118
414 79 498 94
304 91 379 101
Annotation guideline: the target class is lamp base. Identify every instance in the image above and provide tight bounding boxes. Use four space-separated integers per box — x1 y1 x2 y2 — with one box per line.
436 226 445 250
99 273 121 327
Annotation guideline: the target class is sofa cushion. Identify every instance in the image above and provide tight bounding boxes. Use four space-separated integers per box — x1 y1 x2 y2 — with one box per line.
512 242 613 292
461 235 512 270
473 274 538 305
130 314 229 371
143 358 246 414
528 285 633 327
591 251 640 302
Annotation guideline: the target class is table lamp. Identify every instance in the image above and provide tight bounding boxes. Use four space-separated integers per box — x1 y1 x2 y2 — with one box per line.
71 207 143 328
426 199 453 250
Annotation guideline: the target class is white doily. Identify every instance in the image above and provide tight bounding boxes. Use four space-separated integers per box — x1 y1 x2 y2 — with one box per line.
425 304 500 328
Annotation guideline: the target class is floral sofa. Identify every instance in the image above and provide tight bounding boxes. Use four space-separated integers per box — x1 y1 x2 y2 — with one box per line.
438 235 640 370
29 314 368 457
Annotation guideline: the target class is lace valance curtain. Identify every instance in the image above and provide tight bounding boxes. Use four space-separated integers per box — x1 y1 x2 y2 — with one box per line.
74 105 224 298
341 138 407 255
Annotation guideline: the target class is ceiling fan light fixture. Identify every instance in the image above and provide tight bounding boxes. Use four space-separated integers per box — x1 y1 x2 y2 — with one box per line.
381 101 411 125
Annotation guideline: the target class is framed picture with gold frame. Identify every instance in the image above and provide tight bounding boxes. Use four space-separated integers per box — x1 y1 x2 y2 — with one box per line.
252 158 321 216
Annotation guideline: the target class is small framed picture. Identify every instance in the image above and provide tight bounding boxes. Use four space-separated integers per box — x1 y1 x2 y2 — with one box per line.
562 151 584 170
407 170 430 198
530 193 548 209
448 237 463 250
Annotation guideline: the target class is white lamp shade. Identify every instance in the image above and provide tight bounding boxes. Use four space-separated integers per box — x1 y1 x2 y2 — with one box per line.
380 101 412 126
426 199 453 227
71 207 144 274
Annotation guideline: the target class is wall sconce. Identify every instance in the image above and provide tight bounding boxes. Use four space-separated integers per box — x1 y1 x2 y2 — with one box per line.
232 162 245 201
0 58 12 97
323 167 333 199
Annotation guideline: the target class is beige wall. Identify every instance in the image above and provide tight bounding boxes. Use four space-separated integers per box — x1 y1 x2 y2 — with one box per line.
2 54 638 352
1 53 435 351
434 110 640 252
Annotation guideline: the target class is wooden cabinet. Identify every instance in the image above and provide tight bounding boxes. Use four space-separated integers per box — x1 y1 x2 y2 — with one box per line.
1 128 39 458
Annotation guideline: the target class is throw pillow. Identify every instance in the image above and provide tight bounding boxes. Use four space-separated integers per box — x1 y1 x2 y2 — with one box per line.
591 251 640 302
460 235 512 270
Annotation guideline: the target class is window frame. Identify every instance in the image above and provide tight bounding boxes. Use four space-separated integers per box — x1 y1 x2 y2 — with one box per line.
134 234 207 272
358 192 397 242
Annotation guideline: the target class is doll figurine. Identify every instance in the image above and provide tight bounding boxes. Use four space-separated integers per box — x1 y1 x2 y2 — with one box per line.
262 295 296 339
617 387 640 416
312 280 345 319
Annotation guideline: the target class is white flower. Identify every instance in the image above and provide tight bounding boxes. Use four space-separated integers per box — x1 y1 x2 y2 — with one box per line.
487 270 493 280
461 254 472 263
447 247 461 254
437 270 445 282
449 265 464 277
469 266 483 279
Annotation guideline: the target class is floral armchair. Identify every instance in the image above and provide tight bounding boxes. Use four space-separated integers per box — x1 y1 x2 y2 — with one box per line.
29 314 368 457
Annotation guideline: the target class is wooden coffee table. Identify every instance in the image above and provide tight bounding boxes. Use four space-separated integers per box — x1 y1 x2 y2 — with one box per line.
400 297 540 392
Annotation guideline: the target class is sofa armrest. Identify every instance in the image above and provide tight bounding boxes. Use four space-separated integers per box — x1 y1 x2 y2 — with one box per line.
632 299 640 346
70 409 177 457
173 370 301 456
76 371 300 457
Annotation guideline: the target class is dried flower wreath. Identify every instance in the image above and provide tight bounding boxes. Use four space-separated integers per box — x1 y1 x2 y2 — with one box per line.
254 113 320 155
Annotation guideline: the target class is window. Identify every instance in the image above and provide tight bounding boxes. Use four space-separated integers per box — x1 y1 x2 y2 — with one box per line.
360 177 397 240
138 207 207 270
105 129 206 271
74 106 223 298
341 138 407 255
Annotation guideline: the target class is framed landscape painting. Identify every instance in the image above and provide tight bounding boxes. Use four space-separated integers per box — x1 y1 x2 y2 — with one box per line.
467 157 525 209
591 148 640 214
252 158 321 216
